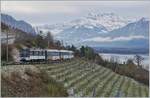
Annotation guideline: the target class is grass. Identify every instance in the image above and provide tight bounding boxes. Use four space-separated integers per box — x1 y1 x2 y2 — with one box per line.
38 59 149 97
2 59 149 97
1 65 68 97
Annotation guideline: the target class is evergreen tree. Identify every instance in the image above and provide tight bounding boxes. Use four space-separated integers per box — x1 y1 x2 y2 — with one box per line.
71 45 76 51
66 45 71 50
80 46 85 57
84 46 96 60
55 40 62 49
35 34 47 48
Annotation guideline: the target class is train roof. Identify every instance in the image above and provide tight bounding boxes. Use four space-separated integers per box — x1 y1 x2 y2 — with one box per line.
59 50 73 53
47 49 73 53
29 48 46 51
46 49 60 52
21 48 45 51
22 48 73 53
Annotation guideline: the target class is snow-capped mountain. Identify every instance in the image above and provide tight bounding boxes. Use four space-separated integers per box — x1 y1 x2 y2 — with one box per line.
1 13 36 35
57 17 148 48
106 17 149 37
55 24 108 45
37 13 131 35
37 13 149 48
85 12 130 31
82 18 149 48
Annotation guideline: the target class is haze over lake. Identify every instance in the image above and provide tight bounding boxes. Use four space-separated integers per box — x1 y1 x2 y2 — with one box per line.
99 53 149 70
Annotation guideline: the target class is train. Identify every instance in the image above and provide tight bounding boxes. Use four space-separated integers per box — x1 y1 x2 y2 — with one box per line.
20 48 74 62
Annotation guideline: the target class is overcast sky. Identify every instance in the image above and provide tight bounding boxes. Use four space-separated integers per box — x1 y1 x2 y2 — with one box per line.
1 1 150 26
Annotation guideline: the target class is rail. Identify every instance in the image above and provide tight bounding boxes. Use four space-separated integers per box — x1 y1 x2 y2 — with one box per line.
2 59 73 66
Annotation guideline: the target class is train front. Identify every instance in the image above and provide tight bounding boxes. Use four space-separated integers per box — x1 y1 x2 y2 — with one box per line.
19 49 30 62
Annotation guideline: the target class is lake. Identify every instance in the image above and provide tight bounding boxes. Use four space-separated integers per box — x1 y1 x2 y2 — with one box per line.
99 53 149 71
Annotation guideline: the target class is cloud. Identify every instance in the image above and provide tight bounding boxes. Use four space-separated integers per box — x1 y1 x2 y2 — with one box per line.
1 1 150 25
84 36 146 42
2 1 149 14
1 1 79 14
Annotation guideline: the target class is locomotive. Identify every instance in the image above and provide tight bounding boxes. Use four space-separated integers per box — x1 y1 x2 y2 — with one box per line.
20 48 74 62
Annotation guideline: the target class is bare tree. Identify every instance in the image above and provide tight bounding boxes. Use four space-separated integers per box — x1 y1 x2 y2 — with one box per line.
126 59 134 65
110 56 119 72
46 31 53 48
134 55 144 68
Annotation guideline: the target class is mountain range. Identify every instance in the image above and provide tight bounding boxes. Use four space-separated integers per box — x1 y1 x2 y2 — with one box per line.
1 13 149 49
1 13 36 35
38 13 149 49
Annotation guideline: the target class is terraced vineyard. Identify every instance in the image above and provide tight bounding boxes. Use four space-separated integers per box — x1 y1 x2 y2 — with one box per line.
38 59 149 97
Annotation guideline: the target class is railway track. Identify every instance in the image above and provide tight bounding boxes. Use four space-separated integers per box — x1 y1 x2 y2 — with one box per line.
2 59 72 66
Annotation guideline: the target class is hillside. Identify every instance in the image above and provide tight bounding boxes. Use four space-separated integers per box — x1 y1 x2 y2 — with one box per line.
1 59 149 97
1 65 68 97
1 22 63 62
36 59 148 97
1 13 36 35
1 22 38 62
1 13 149 97
1 22 38 48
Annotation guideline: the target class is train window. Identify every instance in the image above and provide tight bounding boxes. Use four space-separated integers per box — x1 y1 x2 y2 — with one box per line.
32 51 35 56
41 51 45 56
39 51 43 56
36 51 38 55
40 51 42 55
41 51 44 56
34 51 38 56
38 51 40 55
30 51 33 55
63 52 69 55
30 50 45 56
31 51 33 55
34 51 35 55
30 51 32 55
20 49 29 57
39 51 41 56
42 51 44 55
48 52 59 56
40 51 42 56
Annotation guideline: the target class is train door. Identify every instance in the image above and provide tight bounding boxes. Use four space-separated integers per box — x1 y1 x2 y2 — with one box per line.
45 50 47 61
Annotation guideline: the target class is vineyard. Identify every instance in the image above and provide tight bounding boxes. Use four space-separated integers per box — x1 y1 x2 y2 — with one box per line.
38 59 149 97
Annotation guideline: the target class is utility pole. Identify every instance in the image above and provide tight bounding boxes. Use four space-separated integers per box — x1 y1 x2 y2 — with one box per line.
92 87 96 97
6 30 9 63
61 40 63 47
48 40 49 49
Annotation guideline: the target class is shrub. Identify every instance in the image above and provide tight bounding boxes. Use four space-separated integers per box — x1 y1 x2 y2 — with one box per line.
1 66 68 97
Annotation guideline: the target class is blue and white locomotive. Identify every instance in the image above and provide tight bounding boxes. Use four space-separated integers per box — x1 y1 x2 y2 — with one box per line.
20 48 74 62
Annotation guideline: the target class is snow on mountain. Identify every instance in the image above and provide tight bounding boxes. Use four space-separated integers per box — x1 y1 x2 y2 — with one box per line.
82 18 149 48
55 24 108 45
85 12 130 31
1 13 36 35
37 13 131 35
37 13 149 48
102 17 149 38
